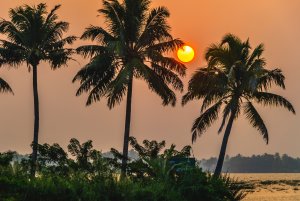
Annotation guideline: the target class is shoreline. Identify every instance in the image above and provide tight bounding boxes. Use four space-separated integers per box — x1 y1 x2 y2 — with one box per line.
229 173 300 201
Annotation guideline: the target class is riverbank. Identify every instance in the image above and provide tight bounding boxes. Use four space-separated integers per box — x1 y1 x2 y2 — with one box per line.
230 173 300 201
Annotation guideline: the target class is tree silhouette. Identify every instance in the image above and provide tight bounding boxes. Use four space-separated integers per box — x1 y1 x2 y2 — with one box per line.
183 34 295 176
73 0 186 177
0 4 75 176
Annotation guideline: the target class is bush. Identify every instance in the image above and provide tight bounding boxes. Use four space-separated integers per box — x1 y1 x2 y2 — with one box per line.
0 138 247 201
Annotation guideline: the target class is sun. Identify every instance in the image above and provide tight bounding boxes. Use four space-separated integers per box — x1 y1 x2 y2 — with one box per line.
177 45 195 63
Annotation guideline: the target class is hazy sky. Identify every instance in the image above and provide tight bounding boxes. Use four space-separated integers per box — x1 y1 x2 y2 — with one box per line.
0 0 299 159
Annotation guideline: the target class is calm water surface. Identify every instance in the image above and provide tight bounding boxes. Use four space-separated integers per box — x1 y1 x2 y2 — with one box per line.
230 173 300 201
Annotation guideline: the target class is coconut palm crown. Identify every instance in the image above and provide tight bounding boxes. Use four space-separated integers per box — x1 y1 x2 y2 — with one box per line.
182 34 295 176
0 3 76 176
73 0 186 176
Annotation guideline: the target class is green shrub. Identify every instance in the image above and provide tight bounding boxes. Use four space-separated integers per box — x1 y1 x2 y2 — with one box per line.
0 138 247 201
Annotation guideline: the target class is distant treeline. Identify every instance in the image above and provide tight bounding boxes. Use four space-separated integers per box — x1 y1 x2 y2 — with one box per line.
200 153 300 173
8 152 300 173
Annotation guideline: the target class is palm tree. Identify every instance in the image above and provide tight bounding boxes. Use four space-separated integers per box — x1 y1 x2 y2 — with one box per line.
0 4 75 176
182 34 295 176
73 0 186 177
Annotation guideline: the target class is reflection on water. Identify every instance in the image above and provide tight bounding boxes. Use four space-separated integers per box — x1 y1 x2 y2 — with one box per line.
229 173 300 201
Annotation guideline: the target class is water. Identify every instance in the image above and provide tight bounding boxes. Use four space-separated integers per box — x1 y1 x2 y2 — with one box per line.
230 173 300 201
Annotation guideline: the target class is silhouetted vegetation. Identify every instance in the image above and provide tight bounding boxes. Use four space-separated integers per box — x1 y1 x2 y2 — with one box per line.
73 0 186 177
0 0 297 199
182 34 295 176
0 138 247 201
201 153 300 173
0 3 75 176
0 77 13 95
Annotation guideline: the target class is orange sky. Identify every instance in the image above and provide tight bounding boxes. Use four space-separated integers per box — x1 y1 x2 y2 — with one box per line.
0 0 299 159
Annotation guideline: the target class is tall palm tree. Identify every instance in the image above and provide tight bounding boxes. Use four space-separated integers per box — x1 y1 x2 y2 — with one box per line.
0 4 75 176
182 34 295 176
73 0 186 177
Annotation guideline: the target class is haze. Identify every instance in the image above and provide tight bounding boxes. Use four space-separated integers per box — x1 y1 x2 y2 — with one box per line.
0 0 299 159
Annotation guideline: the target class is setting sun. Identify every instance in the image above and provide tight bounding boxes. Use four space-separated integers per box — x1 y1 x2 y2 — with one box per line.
177 45 195 63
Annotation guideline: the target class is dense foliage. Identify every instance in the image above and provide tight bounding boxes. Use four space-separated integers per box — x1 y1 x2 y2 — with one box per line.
201 153 300 173
0 138 246 201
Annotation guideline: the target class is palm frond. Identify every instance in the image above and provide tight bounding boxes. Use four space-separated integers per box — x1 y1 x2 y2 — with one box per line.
46 48 74 69
0 77 13 94
0 40 26 67
218 96 242 134
44 21 70 42
135 62 177 106
86 78 113 106
191 101 223 142
106 68 129 109
47 36 77 50
254 92 295 114
136 6 171 48
247 58 266 72
76 45 108 58
0 20 24 45
124 0 150 42
221 34 244 56
246 44 264 66
146 51 186 76
182 68 228 105
81 25 115 43
45 4 61 24
150 62 183 91
205 44 233 69
73 54 116 105
98 0 125 36
244 101 269 143
257 69 285 90
146 39 184 53
201 92 229 112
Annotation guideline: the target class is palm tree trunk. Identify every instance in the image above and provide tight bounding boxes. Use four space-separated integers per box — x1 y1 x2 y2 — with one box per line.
30 64 40 177
121 76 133 178
214 111 235 177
